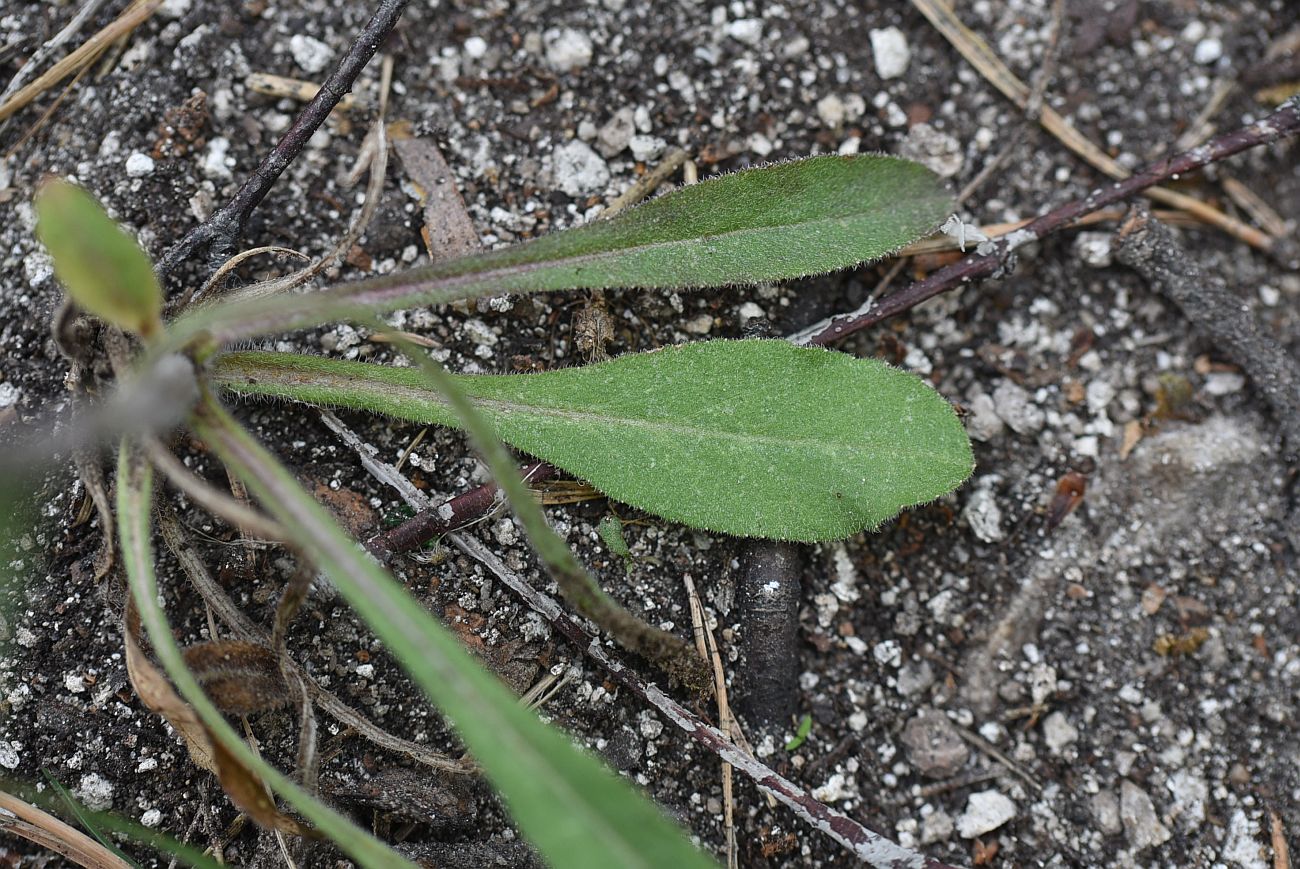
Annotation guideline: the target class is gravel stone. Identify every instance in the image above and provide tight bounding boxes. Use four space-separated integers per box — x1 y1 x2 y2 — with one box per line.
869 26 910 79
901 709 969 778
992 380 1045 435
596 107 636 157
1119 780 1171 850
898 123 963 178
549 140 610 197
543 27 594 71
288 34 333 73
1041 711 1078 754
957 790 1016 838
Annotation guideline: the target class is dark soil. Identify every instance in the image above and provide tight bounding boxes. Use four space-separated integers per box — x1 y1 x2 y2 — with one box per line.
2 1 1297 867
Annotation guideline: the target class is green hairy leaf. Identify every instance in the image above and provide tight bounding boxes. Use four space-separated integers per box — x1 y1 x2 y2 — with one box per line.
212 339 975 541
166 155 952 348
35 179 162 337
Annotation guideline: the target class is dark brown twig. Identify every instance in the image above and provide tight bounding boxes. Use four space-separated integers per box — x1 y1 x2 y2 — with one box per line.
156 0 409 289
364 459 557 563
798 96 1300 348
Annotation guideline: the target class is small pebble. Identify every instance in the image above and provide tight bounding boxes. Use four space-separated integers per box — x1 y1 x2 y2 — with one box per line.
992 380 1045 435
543 27 593 71
596 107 636 157
1193 38 1223 65
289 34 333 74
1091 790 1122 835
870 26 911 79
1120 780 1171 850
74 773 114 812
725 19 763 46
957 790 1016 838
550 140 610 196
1041 711 1079 754
899 124 963 178
1074 232 1114 268
901 709 969 778
125 152 155 177
628 135 665 162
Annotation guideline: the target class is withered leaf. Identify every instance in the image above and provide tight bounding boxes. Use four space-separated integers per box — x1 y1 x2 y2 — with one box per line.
182 640 292 716
124 604 311 836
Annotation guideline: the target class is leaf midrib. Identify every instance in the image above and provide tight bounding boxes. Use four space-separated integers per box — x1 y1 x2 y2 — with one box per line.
226 364 966 472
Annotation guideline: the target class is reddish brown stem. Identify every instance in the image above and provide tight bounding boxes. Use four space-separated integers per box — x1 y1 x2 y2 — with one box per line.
803 96 1300 347
365 460 557 563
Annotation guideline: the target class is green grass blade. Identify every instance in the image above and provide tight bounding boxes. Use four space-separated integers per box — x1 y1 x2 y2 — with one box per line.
188 398 718 869
165 155 951 348
114 443 420 869
211 340 975 540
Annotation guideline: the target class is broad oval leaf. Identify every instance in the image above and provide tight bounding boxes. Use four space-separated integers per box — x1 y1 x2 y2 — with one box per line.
169 155 953 347
212 340 975 541
35 179 162 337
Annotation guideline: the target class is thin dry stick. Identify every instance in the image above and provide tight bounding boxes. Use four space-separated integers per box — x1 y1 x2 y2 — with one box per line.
796 97 1300 348
146 437 287 541
909 0 1277 252
339 421 953 868
155 508 468 774
0 0 160 123
157 0 409 285
209 55 394 307
1271 810 1291 869
0 0 111 103
0 789 132 869
684 574 738 869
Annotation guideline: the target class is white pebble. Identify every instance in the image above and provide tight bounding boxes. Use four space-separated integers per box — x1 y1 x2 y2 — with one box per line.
1193 38 1222 65
141 808 163 828
726 18 763 46
957 790 1016 838
463 36 488 59
0 382 19 409
816 94 845 128
543 27 593 71
74 773 115 812
870 27 911 79
628 135 665 162
125 152 155 177
289 34 333 74
550 140 609 196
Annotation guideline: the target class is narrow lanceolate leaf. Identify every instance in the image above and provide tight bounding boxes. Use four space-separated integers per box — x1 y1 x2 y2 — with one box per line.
167 155 952 348
190 399 719 869
212 339 975 541
35 179 162 337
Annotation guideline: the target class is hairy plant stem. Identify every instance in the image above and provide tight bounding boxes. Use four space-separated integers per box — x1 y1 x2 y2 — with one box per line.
797 96 1300 347
156 0 409 291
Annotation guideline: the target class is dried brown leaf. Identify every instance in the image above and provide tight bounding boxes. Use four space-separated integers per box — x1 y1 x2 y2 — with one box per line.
124 604 312 836
182 640 291 716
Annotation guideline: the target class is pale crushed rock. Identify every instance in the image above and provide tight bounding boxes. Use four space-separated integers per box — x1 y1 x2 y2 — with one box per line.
549 140 610 197
1119 780 1171 850
898 123 964 178
74 773 114 812
1221 809 1268 868
957 790 1016 838
596 107 636 157
962 480 1005 543
288 34 333 74
543 27 594 71
965 391 1004 441
900 709 969 779
1090 789 1122 835
869 26 910 79
992 380 1045 435
1041 711 1079 754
